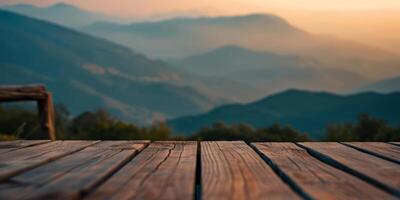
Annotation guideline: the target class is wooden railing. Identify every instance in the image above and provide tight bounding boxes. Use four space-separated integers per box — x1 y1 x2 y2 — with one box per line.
0 85 56 140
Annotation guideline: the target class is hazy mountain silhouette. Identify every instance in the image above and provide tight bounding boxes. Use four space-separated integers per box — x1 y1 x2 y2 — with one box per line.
1 3 115 28
0 10 217 123
172 45 368 101
354 76 400 93
168 89 400 139
83 14 302 58
175 45 300 76
84 13 400 80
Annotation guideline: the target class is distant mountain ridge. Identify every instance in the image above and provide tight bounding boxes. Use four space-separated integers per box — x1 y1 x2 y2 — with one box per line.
168 89 400 139
1 3 117 28
83 13 400 80
83 13 303 59
171 45 368 101
176 45 299 75
86 13 299 34
353 76 400 93
4 4 400 80
0 10 217 123
4 4 400 93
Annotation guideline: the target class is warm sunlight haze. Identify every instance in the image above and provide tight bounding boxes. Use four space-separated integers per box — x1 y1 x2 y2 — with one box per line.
1 0 400 54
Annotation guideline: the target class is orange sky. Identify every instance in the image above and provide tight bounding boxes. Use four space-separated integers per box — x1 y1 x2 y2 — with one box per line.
1 0 400 17
1 0 400 54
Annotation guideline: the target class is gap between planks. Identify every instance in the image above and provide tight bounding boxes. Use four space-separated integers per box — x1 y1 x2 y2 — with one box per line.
0 141 149 200
298 142 400 198
86 141 197 200
201 141 300 200
1 141 399 200
0 140 51 154
252 142 397 200
342 142 400 165
0 141 101 182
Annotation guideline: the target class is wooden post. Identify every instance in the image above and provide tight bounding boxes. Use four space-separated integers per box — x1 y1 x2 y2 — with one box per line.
0 85 56 140
37 92 56 140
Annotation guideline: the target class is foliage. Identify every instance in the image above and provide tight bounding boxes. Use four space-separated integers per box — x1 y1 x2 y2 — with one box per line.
69 110 172 140
0 105 41 139
188 122 310 142
0 134 19 141
325 114 400 142
0 105 173 141
1 106 398 142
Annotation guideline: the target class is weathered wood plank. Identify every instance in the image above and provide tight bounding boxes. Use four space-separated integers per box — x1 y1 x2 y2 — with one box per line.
0 85 47 102
0 85 56 140
0 140 50 154
201 141 300 200
299 142 400 197
0 141 148 200
253 143 395 200
0 85 46 93
390 142 400 147
343 142 400 164
0 141 99 182
37 92 56 140
86 141 197 200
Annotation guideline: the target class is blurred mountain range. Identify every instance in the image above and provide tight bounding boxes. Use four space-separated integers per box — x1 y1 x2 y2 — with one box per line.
0 10 218 124
354 76 400 94
1 3 400 131
82 13 400 81
171 45 368 101
1 3 120 28
168 89 400 139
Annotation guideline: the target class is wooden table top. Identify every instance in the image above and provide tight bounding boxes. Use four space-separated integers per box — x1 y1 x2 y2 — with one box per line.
0 140 399 200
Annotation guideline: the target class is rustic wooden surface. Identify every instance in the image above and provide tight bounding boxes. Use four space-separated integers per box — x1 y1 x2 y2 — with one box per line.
299 142 400 197
343 142 400 164
0 140 50 154
0 141 148 199
252 143 395 200
0 141 98 182
201 141 299 200
87 141 197 200
0 141 398 200
391 142 400 146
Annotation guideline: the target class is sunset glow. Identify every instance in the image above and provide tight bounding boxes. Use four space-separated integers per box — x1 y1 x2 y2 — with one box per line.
1 0 399 54
1 0 399 17
1 0 400 147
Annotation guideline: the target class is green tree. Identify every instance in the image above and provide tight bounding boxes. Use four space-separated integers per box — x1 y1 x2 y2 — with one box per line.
325 114 400 142
0 105 41 139
190 122 309 142
68 110 173 140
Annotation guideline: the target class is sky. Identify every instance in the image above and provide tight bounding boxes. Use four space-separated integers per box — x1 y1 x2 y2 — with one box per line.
1 0 400 16
1 0 399 54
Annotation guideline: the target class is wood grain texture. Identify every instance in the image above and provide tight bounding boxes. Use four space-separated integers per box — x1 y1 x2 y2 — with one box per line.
343 142 400 164
253 143 395 200
37 92 56 140
0 141 99 182
0 141 148 200
0 85 47 102
0 140 50 154
300 142 400 196
201 141 299 200
86 141 197 200
0 85 56 140
390 142 400 147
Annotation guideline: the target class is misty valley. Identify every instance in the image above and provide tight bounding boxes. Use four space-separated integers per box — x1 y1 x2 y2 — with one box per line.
1 3 400 142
